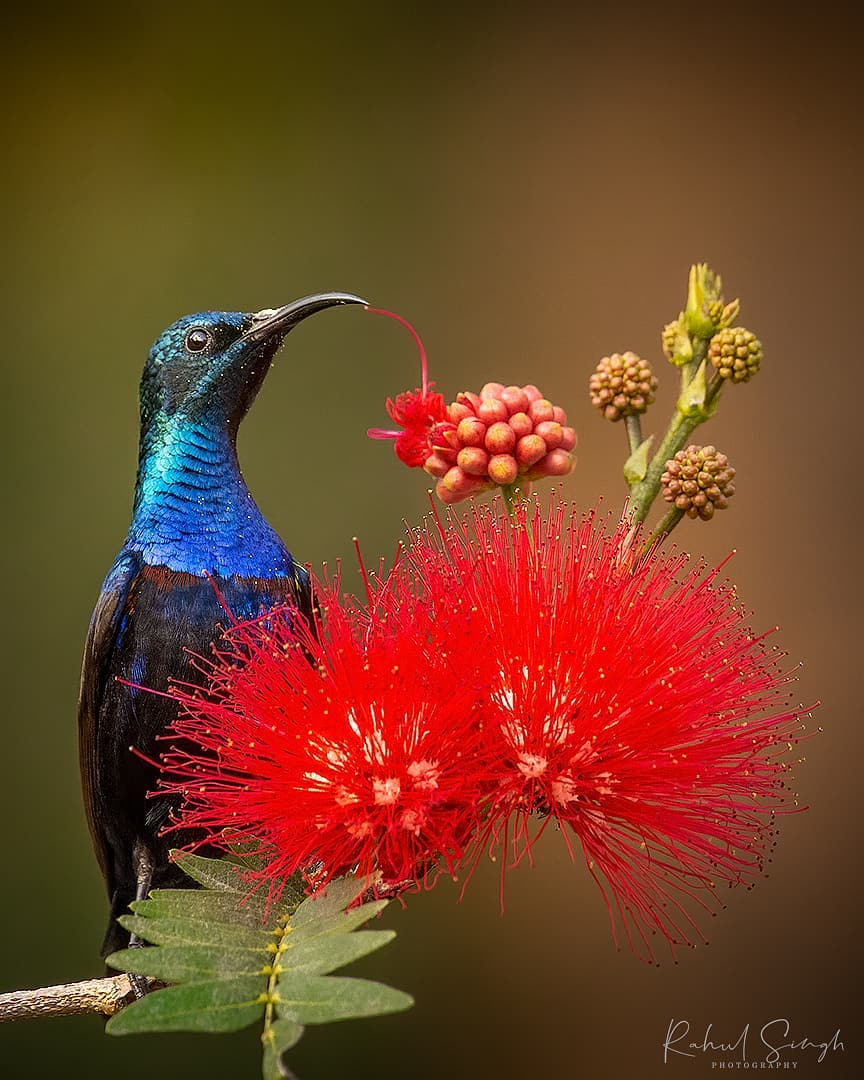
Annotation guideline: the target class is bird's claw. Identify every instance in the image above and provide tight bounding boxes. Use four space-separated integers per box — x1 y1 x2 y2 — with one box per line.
128 971 151 999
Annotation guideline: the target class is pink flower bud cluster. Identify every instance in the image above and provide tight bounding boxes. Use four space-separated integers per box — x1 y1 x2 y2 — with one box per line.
422 383 577 504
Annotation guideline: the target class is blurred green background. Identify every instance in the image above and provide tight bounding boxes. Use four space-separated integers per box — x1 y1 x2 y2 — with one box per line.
1 4 860 1077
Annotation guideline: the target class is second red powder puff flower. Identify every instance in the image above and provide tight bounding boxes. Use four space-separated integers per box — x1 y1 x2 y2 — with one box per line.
395 497 808 960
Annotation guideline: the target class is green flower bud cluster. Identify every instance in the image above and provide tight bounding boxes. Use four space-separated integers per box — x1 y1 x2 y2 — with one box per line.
589 352 658 421
661 445 736 520
707 326 763 383
661 317 694 367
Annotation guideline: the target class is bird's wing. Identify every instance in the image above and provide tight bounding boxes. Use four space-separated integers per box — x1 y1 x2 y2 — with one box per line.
291 562 316 625
77 548 142 889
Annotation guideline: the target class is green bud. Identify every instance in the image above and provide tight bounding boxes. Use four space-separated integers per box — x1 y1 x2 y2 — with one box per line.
661 313 694 367
717 297 740 329
676 360 719 419
708 326 763 383
685 263 724 339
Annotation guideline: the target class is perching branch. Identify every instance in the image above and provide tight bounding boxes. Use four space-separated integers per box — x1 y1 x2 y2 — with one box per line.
0 974 143 1022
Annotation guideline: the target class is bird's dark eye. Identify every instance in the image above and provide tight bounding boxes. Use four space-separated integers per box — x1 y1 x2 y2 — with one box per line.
185 328 211 352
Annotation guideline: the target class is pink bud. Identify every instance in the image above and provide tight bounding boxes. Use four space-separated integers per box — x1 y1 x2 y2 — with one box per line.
448 401 472 424
488 454 519 485
509 411 533 438
552 405 568 425
515 434 547 468
457 417 487 447
560 426 577 451
435 479 465 504
439 426 461 451
522 384 543 403
500 385 529 414
441 466 478 494
528 398 555 424
480 381 505 400
535 449 574 477
457 446 490 476
423 453 452 478
485 421 516 454
535 420 563 450
456 390 482 411
477 397 508 424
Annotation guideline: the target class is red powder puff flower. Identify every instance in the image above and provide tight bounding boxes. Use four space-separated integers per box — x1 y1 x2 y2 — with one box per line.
159 577 489 897
396 496 810 961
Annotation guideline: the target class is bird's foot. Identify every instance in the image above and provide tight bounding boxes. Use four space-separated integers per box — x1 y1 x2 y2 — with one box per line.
126 929 152 998
128 972 151 999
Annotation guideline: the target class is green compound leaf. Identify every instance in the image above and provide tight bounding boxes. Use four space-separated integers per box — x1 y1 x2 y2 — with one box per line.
276 973 413 1025
171 851 256 891
105 976 267 1034
117 913 271 950
280 930 397 976
105 855 412 1080
133 889 268 926
290 875 365 920
106 944 261 983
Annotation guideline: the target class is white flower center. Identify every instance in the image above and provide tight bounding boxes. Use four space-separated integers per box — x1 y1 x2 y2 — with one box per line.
516 752 548 778
372 776 401 805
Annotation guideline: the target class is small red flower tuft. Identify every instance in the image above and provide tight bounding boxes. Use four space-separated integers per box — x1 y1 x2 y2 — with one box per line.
159 577 488 898
381 387 450 467
396 497 809 960
366 307 453 468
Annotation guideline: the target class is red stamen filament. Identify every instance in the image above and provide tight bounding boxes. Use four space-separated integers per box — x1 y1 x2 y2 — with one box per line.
365 305 430 395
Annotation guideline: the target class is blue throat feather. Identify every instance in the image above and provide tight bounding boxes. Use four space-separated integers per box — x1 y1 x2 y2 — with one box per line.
129 406 293 578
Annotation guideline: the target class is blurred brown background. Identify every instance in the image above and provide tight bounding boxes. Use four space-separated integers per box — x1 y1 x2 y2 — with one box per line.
1 3 860 1078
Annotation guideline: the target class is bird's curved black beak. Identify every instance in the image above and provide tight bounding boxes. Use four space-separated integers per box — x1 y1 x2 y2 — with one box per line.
242 292 368 345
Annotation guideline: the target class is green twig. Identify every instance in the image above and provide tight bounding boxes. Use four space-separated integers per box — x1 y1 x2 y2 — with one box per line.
642 505 685 556
680 337 708 392
628 411 701 524
629 341 725 525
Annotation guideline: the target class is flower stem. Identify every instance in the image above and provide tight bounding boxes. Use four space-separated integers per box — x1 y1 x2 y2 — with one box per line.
624 414 643 457
501 484 518 517
629 339 725 525
629 411 701 524
681 337 708 392
642 505 686 556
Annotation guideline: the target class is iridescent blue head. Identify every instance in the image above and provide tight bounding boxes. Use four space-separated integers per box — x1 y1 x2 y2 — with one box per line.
129 292 367 577
140 292 367 437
